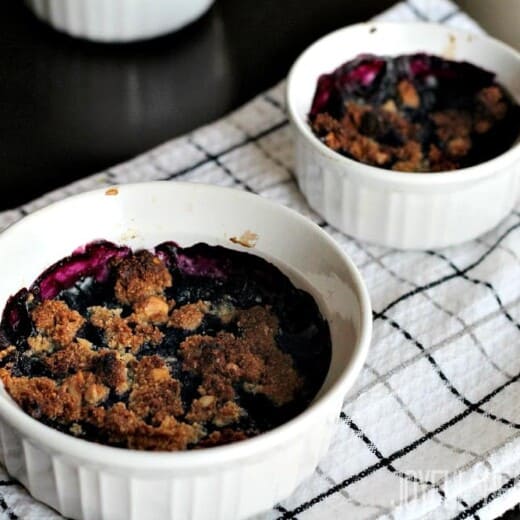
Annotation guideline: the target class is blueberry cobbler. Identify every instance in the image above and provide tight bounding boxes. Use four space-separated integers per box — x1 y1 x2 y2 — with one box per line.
310 53 520 172
0 241 331 451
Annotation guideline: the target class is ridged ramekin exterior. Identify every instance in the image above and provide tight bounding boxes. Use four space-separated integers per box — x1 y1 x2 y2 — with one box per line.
287 23 520 250
24 0 214 42
0 395 340 520
294 131 520 249
0 183 372 520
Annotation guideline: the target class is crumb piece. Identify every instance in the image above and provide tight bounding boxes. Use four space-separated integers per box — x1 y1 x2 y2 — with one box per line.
27 335 52 353
103 402 141 436
382 99 397 112
44 338 95 375
0 372 63 420
84 382 110 405
60 371 105 421
237 306 302 406
392 141 424 172
229 230 259 248
181 333 239 401
311 105 421 169
0 346 15 361
90 306 137 350
431 110 472 141
213 401 242 427
476 86 508 120
211 301 237 324
114 251 172 305
70 423 83 435
129 356 183 423
128 416 202 451
180 306 301 407
397 79 420 108
428 144 458 171
132 295 169 324
186 395 217 423
89 306 163 353
473 118 492 134
105 187 118 196
31 300 85 347
169 301 208 331
92 350 130 395
446 136 472 158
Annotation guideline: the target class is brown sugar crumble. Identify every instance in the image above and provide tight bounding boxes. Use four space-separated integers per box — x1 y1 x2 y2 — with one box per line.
310 53 520 172
0 241 331 451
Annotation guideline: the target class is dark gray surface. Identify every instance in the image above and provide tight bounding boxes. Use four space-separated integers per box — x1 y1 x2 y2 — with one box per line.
0 0 396 210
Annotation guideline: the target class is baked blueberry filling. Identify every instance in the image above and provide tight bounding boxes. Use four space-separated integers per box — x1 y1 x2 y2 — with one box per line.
0 241 331 450
310 53 520 172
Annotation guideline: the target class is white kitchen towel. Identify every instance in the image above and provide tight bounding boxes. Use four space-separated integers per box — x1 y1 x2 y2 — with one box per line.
1 1 519 519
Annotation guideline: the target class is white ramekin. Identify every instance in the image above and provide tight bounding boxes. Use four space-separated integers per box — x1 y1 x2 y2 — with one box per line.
0 182 371 520
287 23 520 250
24 0 214 42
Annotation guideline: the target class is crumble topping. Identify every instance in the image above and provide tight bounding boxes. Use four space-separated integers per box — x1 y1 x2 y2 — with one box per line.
32 300 85 347
113 250 172 305
168 301 208 330
310 53 519 172
0 241 331 451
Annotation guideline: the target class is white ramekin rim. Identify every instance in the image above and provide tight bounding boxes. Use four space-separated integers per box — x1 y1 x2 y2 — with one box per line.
0 182 372 470
286 21 520 189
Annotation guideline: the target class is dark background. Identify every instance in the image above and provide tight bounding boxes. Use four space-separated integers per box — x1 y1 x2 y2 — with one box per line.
0 0 399 210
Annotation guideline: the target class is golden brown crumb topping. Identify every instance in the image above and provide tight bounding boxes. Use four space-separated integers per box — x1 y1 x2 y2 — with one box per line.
311 77 518 173
129 356 184 424
169 301 208 330
180 306 302 407
31 300 85 347
114 250 172 305
44 338 95 375
0 248 315 451
132 295 170 325
89 306 163 353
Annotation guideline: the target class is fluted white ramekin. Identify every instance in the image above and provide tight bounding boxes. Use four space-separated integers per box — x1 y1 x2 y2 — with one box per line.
0 182 371 520
287 23 520 249
25 0 214 42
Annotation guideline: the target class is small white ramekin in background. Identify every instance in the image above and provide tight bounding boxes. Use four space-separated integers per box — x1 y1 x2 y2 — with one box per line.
24 0 215 42
287 23 520 250
0 182 371 520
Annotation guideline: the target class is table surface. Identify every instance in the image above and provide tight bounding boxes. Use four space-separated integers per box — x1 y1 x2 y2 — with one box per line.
1 0 400 211
1 1 519 519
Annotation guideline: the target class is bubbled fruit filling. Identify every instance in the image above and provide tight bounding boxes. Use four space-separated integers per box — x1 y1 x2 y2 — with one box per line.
309 53 520 172
0 241 331 451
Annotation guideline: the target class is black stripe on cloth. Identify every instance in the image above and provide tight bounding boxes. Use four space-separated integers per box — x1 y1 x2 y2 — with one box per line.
452 472 520 519
262 94 286 113
439 8 460 23
380 312 520 429
0 482 17 487
0 496 17 520
274 504 295 518
373 221 520 318
343 414 447 501
167 120 288 181
188 139 254 192
276 371 520 519
405 0 428 20
427 250 520 332
104 119 288 183
456 498 480 520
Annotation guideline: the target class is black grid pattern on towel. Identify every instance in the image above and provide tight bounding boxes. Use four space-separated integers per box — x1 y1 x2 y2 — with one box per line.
0 1 517 519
